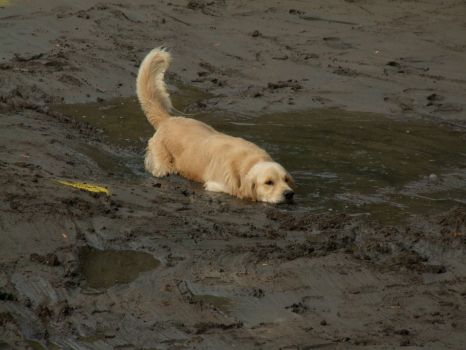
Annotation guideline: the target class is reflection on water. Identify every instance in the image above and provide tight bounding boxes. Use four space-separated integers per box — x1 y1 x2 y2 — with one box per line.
52 90 466 223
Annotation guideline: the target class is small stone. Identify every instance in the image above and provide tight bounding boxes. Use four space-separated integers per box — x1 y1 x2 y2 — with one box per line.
289 9 305 15
320 320 327 326
386 61 401 67
395 329 410 336
428 174 438 183
427 93 444 102
187 0 205 10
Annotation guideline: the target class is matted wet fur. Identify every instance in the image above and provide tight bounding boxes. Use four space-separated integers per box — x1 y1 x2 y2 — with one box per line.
136 48 294 203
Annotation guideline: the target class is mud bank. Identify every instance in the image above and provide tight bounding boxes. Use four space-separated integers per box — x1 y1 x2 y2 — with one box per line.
1 0 466 121
1 0 466 349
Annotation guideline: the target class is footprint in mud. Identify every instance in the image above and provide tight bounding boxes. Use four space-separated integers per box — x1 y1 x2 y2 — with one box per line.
191 294 233 314
322 36 353 50
177 281 233 314
383 58 430 76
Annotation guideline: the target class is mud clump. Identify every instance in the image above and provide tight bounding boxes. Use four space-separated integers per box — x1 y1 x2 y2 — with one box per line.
267 80 302 91
0 312 15 327
187 0 206 10
30 253 60 267
285 302 308 314
439 206 466 237
194 321 243 334
266 209 351 231
0 291 17 302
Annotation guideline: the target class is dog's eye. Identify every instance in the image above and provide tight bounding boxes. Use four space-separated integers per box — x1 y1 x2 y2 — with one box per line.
284 178 289 183
265 180 274 186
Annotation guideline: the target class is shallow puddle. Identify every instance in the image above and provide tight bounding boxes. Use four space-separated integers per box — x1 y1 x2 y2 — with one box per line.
53 91 466 223
75 143 142 177
53 83 206 148
222 110 466 222
79 247 160 289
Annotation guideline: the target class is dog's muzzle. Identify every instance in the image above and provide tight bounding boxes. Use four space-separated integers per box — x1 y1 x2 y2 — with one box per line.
284 190 294 202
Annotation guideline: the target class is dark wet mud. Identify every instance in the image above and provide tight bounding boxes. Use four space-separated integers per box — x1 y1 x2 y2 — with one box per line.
1 0 466 349
2 102 465 350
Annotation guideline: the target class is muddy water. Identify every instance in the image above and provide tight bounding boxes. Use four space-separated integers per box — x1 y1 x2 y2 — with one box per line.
79 247 160 289
75 143 143 177
53 93 466 223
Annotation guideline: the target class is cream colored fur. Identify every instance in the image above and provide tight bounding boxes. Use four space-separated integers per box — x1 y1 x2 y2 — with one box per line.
136 48 294 203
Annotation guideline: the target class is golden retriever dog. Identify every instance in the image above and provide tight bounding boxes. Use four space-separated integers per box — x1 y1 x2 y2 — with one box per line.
136 48 294 203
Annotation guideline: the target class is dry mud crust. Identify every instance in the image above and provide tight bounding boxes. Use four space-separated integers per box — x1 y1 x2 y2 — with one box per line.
0 109 465 349
0 0 465 121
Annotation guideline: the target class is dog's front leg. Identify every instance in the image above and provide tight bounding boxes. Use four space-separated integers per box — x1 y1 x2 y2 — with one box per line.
204 181 228 194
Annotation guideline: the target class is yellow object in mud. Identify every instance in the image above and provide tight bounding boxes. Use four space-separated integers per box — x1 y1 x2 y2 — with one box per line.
56 180 110 195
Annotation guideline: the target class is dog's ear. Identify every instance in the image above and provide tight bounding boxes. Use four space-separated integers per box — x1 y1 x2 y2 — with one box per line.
287 174 295 188
239 174 256 201
250 180 257 201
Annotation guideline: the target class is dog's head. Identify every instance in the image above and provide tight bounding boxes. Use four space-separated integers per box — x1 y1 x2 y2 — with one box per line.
245 161 294 204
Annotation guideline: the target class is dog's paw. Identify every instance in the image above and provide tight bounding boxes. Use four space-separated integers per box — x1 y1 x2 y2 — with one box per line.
145 156 170 177
149 169 170 177
204 181 228 193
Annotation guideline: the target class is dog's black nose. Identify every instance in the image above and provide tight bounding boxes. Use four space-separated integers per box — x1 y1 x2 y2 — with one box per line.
284 190 294 201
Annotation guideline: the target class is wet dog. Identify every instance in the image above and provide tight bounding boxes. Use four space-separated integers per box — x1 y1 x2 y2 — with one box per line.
136 48 294 203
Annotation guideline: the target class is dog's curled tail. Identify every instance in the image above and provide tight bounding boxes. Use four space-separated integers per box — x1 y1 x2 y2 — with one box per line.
136 47 172 128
